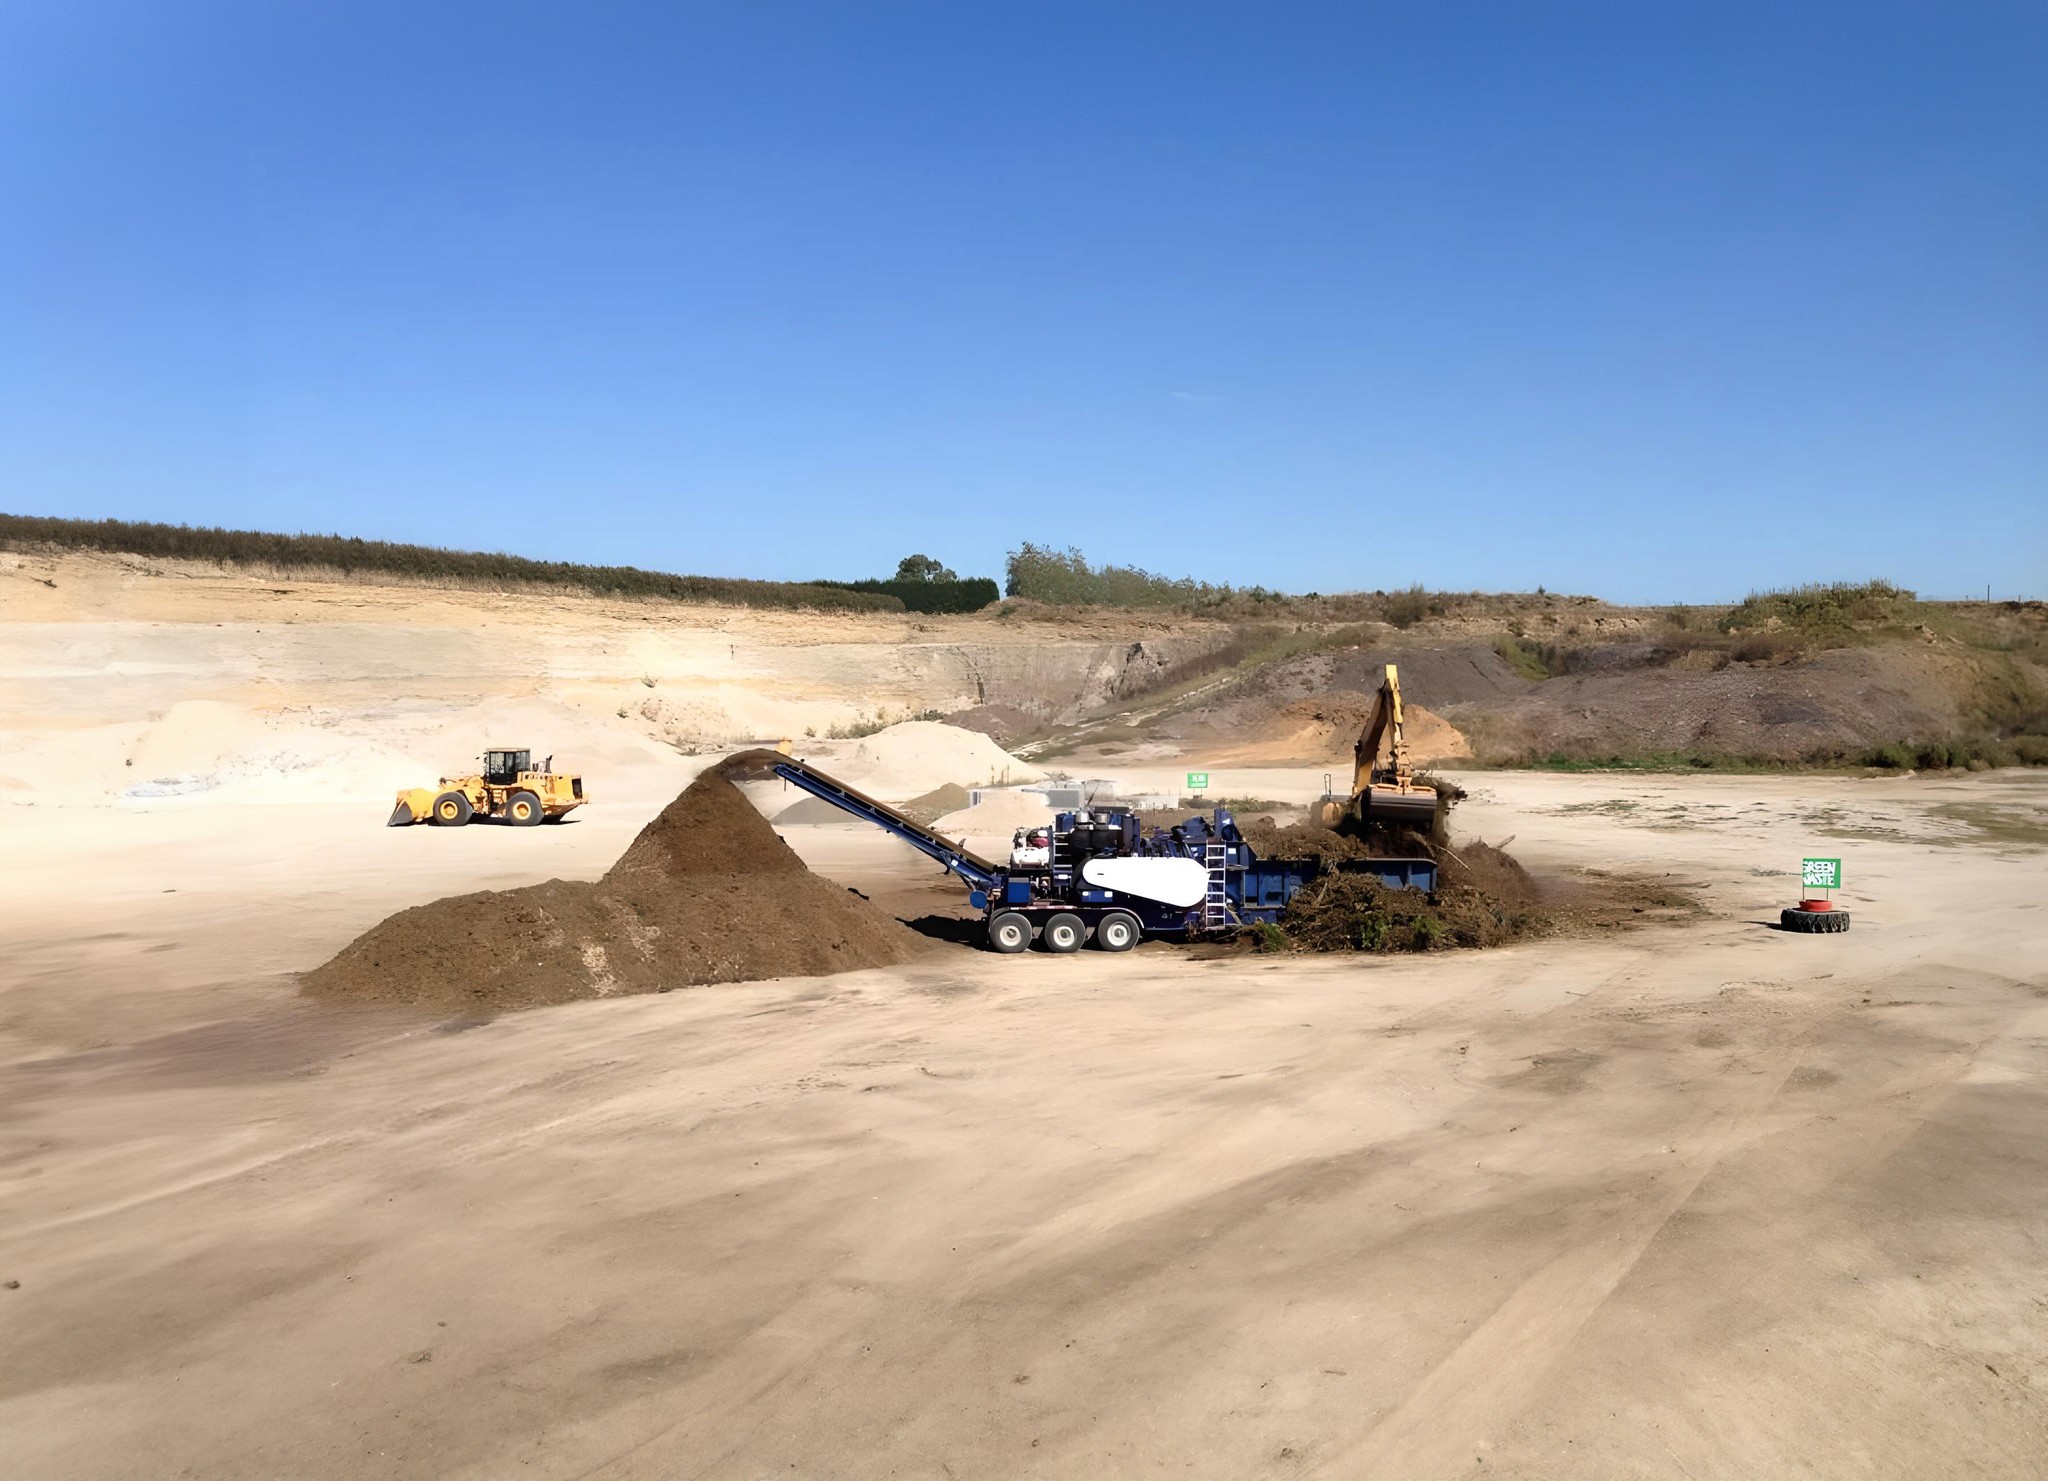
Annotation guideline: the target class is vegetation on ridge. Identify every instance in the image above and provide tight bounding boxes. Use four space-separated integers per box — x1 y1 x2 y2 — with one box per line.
1 512 906 613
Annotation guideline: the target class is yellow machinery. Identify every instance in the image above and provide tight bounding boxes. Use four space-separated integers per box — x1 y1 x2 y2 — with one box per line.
1311 664 1445 835
389 748 587 827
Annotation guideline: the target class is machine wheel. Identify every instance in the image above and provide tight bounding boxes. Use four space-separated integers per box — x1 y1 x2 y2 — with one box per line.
505 790 545 827
1781 907 1851 933
1095 912 1141 952
1042 913 1085 954
429 791 473 827
988 911 1032 954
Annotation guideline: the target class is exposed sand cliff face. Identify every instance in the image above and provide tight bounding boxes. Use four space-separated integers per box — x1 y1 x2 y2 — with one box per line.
0 551 1225 804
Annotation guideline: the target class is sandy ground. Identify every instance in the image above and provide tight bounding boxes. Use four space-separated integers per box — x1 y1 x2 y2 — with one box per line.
3 765 2045 1478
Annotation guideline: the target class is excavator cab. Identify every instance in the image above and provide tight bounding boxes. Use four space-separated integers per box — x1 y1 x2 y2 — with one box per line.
1312 664 1446 836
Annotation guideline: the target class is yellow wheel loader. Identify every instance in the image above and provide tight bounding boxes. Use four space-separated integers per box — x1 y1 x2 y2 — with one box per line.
1311 664 1448 837
389 748 587 827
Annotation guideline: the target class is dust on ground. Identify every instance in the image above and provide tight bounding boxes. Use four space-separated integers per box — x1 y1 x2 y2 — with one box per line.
301 757 926 1011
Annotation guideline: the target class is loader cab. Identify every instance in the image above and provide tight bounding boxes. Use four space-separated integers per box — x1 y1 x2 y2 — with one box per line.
483 749 531 786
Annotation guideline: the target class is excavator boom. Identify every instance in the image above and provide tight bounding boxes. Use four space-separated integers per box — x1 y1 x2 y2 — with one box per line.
1314 663 1443 834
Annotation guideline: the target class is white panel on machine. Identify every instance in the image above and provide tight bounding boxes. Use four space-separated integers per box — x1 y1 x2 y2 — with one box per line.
1080 856 1210 908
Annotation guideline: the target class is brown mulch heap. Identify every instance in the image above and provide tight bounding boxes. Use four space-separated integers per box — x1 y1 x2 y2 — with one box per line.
1236 817 1441 862
302 754 926 1012
1265 840 1699 955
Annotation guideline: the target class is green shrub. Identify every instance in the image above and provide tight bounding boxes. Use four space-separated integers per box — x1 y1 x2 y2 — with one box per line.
1410 916 1446 950
1493 635 1555 681
1719 580 1914 635
1382 584 1435 629
1250 922 1290 953
1866 743 1916 770
2012 736 2048 765
812 576 1000 613
823 707 948 739
1004 542 1232 607
2 512 904 614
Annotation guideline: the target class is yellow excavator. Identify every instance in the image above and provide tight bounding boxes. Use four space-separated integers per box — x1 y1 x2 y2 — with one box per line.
389 748 587 827
1311 663 1446 837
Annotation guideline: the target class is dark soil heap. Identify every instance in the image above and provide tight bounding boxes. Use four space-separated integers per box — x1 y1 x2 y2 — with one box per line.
1268 840 1697 954
303 757 926 1012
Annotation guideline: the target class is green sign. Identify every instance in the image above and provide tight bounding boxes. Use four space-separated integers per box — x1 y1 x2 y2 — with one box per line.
1801 857 1843 890
1185 771 1210 790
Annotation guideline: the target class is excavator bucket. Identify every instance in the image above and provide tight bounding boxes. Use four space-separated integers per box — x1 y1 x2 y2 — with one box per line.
1361 784 1441 830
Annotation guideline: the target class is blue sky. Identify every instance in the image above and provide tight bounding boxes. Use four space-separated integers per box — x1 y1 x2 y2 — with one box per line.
2 2 2042 602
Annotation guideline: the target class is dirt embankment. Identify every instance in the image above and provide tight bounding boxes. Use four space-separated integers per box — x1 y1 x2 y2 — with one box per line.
1145 631 2046 767
302 758 926 1011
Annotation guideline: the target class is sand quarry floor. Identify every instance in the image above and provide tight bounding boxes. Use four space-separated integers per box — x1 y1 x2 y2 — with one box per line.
4 765 2047 1478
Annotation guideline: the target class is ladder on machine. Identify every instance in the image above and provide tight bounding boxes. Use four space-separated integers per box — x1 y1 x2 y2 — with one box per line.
1201 841 1230 931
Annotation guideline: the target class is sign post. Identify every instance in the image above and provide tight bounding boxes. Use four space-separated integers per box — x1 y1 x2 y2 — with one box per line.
1800 857 1842 904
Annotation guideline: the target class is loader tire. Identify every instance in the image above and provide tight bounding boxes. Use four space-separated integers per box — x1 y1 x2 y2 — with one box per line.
429 791 473 827
1781 907 1850 933
988 912 1032 955
1095 911 1140 952
505 790 545 827
1042 913 1085 954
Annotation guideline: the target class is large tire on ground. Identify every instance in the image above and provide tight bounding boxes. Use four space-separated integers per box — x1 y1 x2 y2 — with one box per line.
1781 907 1851 933
988 911 1032 954
1042 912 1085 954
1095 911 1141 952
505 790 545 827
429 791 473 827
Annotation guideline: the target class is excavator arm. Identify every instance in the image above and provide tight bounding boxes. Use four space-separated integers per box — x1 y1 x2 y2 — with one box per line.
1348 664 1408 797
1314 663 1441 834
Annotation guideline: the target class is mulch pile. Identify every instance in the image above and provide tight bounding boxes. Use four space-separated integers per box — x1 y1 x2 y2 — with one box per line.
1266 839 1699 954
302 754 926 1012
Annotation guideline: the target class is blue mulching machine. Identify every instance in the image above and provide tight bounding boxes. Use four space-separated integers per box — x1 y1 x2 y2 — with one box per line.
770 757 1435 954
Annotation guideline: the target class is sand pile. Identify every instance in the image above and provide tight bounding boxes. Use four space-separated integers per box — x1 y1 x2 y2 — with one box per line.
1205 696 1472 767
774 794 860 825
302 759 925 1012
835 721 1043 799
929 790 1055 854
775 781 970 827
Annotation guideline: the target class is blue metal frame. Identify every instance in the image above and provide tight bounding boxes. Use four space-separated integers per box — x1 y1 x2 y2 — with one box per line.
769 759 1436 945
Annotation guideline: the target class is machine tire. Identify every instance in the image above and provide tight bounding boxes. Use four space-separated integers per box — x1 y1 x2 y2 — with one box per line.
1042 912 1085 954
505 790 545 827
1095 912 1140 952
429 791 473 827
988 911 1032 955
1781 907 1850 933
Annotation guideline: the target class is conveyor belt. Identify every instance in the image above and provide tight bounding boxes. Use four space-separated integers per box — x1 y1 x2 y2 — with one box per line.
771 758 1003 890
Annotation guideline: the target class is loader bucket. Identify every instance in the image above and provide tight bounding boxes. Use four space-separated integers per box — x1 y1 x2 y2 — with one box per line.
388 800 417 827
